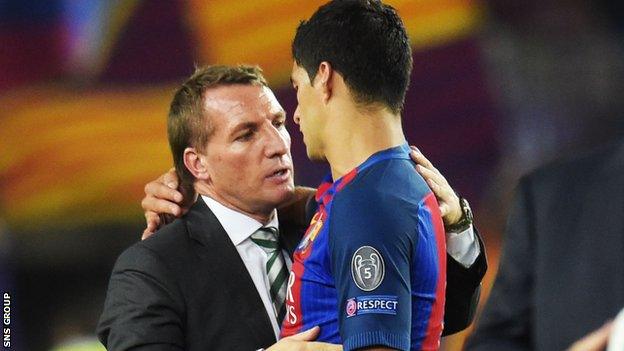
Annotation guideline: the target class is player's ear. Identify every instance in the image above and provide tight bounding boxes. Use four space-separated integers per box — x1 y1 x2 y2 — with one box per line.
316 61 333 104
183 147 211 182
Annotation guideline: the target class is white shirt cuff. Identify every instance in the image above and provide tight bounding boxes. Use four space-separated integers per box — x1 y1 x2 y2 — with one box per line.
446 224 480 268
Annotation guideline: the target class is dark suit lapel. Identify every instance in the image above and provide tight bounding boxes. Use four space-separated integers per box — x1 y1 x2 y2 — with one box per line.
186 197 277 347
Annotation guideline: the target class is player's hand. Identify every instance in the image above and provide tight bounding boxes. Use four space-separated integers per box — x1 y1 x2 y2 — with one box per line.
410 146 462 226
266 326 342 351
567 321 613 351
141 168 192 239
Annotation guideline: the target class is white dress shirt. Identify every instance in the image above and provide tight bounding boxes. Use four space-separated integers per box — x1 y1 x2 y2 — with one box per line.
447 225 480 268
202 195 291 340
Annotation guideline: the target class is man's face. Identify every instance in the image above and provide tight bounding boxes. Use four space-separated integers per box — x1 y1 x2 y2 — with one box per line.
291 62 327 161
202 84 295 216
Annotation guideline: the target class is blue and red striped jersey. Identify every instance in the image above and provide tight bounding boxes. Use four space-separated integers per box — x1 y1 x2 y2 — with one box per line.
281 144 447 350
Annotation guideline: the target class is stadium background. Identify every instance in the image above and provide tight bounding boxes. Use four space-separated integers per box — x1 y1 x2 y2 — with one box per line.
1 0 622 350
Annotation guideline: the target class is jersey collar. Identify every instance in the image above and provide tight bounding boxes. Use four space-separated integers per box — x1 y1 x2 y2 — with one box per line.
314 143 411 206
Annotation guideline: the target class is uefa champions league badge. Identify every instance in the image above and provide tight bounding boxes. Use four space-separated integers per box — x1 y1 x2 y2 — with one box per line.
351 246 385 291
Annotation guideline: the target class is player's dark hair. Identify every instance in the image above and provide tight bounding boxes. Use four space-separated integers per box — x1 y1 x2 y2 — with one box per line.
292 0 413 114
168 65 268 191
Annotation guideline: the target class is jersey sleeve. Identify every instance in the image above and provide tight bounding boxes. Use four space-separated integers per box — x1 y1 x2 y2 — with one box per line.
329 190 417 351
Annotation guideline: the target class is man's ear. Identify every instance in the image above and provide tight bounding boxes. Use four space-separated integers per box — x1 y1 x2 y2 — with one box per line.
316 61 334 104
183 147 210 181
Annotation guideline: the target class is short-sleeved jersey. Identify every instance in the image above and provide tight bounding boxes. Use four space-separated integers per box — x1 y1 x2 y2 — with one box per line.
281 144 447 350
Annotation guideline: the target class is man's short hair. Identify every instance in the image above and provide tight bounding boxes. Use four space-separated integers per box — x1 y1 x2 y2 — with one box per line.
167 65 268 189
292 0 413 114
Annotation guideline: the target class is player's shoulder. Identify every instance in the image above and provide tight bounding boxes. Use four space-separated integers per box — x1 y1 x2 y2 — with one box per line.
329 159 432 240
337 158 431 206
523 138 624 193
328 160 420 253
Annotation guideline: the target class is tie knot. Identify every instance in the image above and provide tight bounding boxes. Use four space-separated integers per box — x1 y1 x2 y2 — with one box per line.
250 227 280 252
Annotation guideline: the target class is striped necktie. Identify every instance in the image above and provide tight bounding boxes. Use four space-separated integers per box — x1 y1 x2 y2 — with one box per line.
250 226 288 324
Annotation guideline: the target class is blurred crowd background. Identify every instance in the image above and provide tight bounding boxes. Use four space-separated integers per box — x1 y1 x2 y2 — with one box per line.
1 0 623 350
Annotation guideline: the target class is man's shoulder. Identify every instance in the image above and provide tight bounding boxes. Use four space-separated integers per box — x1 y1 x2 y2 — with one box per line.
114 218 192 273
338 158 430 209
525 138 624 189
142 218 190 251
329 160 428 242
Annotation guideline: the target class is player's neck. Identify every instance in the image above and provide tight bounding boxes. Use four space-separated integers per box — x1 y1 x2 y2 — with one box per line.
325 106 405 180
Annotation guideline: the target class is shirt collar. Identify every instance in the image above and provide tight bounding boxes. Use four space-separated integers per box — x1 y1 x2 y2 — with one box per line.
201 195 279 246
315 143 411 206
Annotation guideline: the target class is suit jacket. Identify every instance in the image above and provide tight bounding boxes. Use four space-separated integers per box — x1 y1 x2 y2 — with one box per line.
98 196 486 350
443 228 487 335
467 139 624 351
97 197 293 350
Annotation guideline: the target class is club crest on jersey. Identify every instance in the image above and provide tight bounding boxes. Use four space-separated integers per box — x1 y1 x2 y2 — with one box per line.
345 295 398 317
351 246 385 291
297 211 324 252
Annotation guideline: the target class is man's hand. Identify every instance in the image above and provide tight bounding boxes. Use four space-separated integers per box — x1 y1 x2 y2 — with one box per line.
141 168 194 239
266 327 342 351
567 321 613 351
410 146 462 226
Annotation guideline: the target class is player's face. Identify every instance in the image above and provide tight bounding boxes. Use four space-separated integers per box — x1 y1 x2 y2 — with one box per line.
202 84 295 216
291 62 327 161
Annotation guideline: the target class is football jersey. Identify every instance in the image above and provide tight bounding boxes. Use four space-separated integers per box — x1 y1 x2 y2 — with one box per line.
281 144 446 351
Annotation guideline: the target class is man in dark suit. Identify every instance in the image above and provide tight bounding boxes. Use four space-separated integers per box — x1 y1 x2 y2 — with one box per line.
98 196 297 350
466 138 624 351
